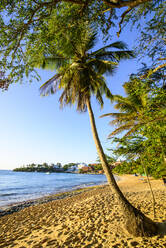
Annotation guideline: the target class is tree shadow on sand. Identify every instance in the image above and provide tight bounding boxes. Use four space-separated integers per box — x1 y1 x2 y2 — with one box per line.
156 221 166 238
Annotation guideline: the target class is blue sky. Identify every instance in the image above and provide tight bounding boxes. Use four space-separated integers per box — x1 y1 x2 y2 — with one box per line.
0 27 140 170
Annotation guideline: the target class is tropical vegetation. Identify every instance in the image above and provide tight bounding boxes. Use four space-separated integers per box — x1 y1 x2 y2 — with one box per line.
0 0 165 238
0 1 165 89
13 163 63 172
103 76 166 179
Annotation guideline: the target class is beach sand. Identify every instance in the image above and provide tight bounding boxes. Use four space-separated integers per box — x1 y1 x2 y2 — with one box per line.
0 175 166 248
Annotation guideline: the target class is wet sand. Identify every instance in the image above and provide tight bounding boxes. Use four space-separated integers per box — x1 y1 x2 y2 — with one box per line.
0 175 166 247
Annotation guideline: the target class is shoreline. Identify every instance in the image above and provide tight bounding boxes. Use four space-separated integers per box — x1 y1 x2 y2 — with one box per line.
0 175 165 247
0 174 120 216
0 174 149 216
0 184 108 217
0 174 157 215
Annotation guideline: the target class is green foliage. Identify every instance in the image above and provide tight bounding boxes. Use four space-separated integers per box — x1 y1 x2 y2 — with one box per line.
39 28 133 112
96 153 116 164
0 1 88 85
89 163 103 171
63 163 78 171
112 161 138 175
105 76 166 178
1 0 164 89
126 1 166 64
111 135 166 178
102 76 166 136
13 163 64 172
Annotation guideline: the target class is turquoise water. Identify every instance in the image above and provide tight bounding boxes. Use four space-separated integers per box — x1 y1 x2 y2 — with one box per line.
0 170 108 208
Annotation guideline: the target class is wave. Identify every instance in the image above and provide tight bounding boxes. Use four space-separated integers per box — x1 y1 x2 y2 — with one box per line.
72 180 107 189
0 193 19 197
0 187 25 191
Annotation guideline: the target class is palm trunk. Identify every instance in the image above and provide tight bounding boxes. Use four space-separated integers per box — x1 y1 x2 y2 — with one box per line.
86 98 157 237
141 161 156 219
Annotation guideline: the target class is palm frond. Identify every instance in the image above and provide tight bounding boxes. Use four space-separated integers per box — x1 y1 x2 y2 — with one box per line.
40 74 61 96
36 55 69 71
102 83 114 101
39 31 133 113
108 123 140 137
88 59 117 75
91 41 128 56
85 32 97 51
42 56 69 70
101 112 135 119
114 102 137 112
95 89 104 108
110 117 137 126
92 51 135 62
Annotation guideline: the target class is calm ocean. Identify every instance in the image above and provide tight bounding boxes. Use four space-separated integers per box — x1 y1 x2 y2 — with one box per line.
0 170 108 208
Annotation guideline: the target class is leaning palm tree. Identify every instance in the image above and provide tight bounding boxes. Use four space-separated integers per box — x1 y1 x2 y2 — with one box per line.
39 31 157 236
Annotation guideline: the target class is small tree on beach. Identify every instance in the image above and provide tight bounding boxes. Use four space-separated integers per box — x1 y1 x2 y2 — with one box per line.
38 29 157 237
111 135 157 218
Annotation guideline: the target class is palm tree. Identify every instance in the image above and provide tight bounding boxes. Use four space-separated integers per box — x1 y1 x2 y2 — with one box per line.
39 31 157 236
102 79 165 221
102 79 166 172
102 79 151 137
102 78 166 137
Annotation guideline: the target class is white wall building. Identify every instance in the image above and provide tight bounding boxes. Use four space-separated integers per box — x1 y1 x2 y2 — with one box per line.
66 165 78 172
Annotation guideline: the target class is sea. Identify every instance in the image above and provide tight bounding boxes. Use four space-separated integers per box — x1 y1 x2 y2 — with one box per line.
0 170 108 209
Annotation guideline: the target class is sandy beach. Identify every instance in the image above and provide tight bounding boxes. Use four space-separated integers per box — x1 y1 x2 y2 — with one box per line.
0 175 166 248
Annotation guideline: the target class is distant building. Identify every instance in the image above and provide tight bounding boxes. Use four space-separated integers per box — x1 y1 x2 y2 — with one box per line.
111 159 122 168
53 163 64 172
80 166 93 173
66 165 78 172
53 164 61 169
89 163 99 167
77 163 88 169
98 170 104 174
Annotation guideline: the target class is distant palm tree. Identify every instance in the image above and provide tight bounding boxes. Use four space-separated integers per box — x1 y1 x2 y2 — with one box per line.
102 79 165 137
39 31 157 236
102 79 165 220
102 80 151 137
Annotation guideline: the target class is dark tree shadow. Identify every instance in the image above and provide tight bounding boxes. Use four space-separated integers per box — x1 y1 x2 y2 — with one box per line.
157 221 166 238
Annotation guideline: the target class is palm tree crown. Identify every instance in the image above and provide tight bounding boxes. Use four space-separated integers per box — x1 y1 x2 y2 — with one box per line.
102 78 166 137
39 31 134 111
102 79 154 136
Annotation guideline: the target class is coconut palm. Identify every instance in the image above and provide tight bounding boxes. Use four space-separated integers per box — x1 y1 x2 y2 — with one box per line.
102 79 166 220
39 31 157 236
102 79 151 137
102 79 166 137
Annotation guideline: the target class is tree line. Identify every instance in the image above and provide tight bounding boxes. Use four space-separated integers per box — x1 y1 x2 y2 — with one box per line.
13 163 62 172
